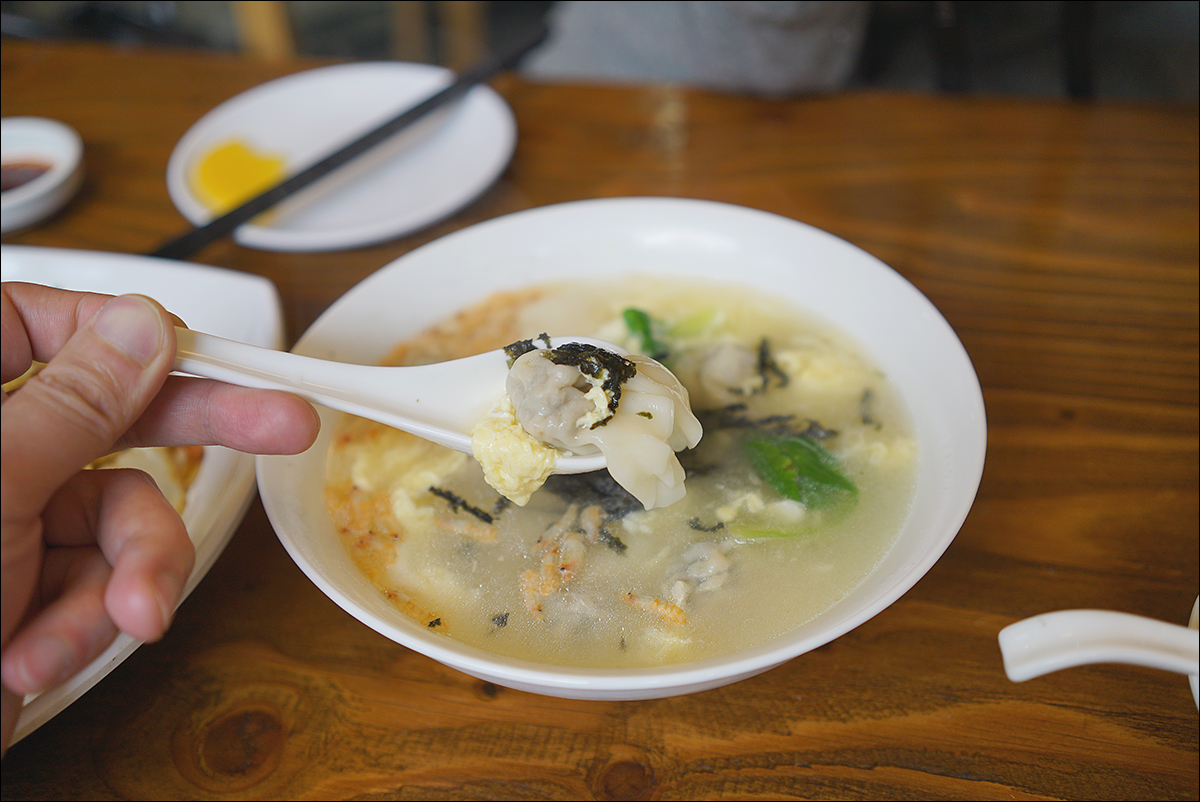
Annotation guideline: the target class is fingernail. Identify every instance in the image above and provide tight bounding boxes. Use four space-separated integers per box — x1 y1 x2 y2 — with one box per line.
92 295 165 368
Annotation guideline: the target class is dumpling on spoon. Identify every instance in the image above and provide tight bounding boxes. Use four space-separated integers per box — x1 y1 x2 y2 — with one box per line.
471 337 702 509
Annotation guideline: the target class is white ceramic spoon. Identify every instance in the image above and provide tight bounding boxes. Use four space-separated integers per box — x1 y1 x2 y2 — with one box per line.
998 604 1200 697
173 327 612 474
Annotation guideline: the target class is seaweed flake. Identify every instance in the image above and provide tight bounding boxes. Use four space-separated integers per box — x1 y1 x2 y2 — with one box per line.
545 342 636 424
697 405 837 440
757 338 789 390
543 471 643 521
794 419 839 441
688 518 726 533
492 612 509 628
597 528 628 554
676 451 717 476
860 388 881 428
428 618 443 628
429 486 494 524
503 333 552 367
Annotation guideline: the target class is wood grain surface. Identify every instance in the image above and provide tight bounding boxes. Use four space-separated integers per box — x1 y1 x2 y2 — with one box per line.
2 39 1196 801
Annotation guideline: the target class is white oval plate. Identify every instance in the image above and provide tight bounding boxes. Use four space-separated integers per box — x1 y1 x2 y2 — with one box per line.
1 245 283 744
257 198 988 701
166 62 517 252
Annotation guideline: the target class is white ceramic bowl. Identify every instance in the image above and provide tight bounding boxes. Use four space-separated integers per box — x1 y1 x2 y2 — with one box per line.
257 198 987 700
1 117 84 234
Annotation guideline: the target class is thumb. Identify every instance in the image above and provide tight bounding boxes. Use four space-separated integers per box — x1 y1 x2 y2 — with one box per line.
1 294 176 522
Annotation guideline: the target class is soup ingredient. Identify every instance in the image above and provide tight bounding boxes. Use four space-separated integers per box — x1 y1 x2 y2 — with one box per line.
470 395 559 507
497 341 702 510
190 139 285 213
622 308 670 362
745 434 857 509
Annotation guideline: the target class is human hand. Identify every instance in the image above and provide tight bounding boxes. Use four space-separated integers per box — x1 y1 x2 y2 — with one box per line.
1 282 320 756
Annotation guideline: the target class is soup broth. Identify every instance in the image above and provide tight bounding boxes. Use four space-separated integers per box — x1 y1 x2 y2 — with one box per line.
325 276 916 667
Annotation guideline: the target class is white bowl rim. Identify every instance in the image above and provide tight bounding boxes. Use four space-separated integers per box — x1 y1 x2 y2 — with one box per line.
258 196 988 697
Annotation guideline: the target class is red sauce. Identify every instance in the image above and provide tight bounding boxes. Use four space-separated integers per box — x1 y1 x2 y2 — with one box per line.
1 161 53 193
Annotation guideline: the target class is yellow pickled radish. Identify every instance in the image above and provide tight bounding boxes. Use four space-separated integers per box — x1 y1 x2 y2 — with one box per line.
190 139 286 213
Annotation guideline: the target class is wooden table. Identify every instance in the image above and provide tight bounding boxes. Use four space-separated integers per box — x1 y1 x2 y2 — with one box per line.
2 39 1196 800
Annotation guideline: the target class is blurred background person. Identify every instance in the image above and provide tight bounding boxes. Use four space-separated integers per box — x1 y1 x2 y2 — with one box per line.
520 1 872 95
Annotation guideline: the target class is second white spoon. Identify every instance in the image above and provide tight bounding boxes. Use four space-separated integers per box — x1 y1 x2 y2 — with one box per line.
173 327 612 475
998 607 1199 684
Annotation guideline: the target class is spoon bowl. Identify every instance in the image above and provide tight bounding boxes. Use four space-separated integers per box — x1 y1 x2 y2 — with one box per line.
173 326 613 474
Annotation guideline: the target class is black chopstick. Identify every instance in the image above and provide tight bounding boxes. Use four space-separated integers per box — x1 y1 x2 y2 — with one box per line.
149 23 548 262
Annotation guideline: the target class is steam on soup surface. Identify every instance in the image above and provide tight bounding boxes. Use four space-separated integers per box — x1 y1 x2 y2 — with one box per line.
324 276 916 668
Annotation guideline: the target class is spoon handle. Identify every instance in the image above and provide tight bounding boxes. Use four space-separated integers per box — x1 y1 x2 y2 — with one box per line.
173 327 613 474
171 327 501 452
174 326 383 405
998 609 1199 682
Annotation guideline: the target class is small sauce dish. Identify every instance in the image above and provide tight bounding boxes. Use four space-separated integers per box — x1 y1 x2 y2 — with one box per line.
1 116 84 234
